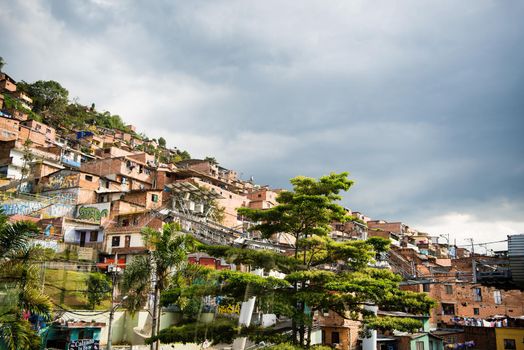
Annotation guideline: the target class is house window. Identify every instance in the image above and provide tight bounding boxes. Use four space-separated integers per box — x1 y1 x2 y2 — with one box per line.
504 339 516 350
423 283 431 292
494 290 502 305
473 308 479 315
122 219 129 227
46 128 51 134
90 231 98 242
151 194 159 202
474 288 482 301
416 341 425 350
125 235 131 248
445 285 453 294
85 175 93 181
111 236 120 247
442 303 455 315
331 331 340 344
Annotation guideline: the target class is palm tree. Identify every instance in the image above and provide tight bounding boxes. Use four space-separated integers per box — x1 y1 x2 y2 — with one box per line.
0 210 53 350
121 222 195 349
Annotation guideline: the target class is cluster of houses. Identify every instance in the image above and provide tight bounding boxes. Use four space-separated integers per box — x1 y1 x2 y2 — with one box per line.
2 71 524 350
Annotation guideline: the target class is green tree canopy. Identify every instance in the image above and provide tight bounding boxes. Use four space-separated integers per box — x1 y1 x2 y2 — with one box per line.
17 80 69 118
86 272 111 310
0 210 53 350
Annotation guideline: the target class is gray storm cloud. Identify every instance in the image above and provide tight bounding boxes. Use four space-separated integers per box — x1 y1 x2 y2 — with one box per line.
1 0 523 246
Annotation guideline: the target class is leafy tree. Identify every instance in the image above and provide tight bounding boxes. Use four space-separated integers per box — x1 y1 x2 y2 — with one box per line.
121 223 196 347
0 210 53 350
0 56 5 72
187 173 435 348
86 272 111 310
16 139 34 195
18 80 69 119
158 137 166 148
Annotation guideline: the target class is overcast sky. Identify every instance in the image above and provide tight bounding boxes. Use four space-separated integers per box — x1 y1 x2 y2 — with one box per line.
1 0 523 250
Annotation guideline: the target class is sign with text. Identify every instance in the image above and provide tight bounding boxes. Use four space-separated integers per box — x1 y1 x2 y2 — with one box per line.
69 339 100 350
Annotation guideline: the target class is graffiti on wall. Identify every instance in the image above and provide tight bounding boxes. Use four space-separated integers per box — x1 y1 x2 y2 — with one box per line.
217 303 240 315
43 188 79 205
43 172 78 191
75 202 110 223
30 239 59 251
1 200 75 217
1 201 45 216
42 204 75 218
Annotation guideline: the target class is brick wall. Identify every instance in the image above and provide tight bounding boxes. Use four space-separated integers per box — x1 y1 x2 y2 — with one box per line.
0 116 19 141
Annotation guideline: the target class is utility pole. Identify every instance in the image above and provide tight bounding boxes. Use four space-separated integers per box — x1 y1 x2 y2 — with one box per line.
107 264 122 350
466 238 476 283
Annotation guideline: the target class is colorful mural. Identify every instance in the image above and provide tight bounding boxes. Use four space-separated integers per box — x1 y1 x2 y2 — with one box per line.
75 203 110 223
1 201 45 215
43 188 79 205
1 200 75 218
43 172 78 191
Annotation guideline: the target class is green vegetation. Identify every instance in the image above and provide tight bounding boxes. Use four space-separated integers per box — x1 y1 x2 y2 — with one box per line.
153 173 435 348
43 269 112 310
86 272 112 310
0 210 52 350
121 222 197 345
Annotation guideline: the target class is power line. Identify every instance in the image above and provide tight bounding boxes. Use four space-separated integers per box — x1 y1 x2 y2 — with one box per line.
456 239 507 247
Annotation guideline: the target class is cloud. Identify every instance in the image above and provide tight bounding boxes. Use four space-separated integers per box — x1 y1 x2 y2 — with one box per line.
1 0 523 246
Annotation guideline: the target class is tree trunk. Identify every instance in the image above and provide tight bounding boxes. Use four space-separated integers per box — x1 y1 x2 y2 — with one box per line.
292 235 300 343
306 321 312 348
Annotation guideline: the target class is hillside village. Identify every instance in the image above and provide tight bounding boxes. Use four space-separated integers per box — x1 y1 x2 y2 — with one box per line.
1 68 524 350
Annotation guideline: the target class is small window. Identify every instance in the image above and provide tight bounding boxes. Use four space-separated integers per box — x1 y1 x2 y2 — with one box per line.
504 339 516 350
125 235 131 248
85 175 93 181
416 341 425 350
442 303 455 315
474 287 482 301
258 194 262 198
445 285 453 294
151 194 159 202
423 283 431 292
473 308 479 315
111 236 120 247
494 290 502 304
331 331 340 344
90 231 98 242
122 219 129 227
46 128 51 134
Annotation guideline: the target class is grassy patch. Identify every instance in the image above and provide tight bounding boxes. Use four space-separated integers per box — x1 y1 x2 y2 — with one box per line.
44 268 112 310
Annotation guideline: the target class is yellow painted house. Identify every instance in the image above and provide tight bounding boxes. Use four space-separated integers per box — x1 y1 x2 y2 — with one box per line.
496 328 524 350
